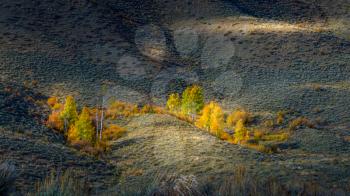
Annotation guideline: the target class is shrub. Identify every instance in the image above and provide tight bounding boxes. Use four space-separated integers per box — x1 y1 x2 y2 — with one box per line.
263 119 274 128
276 111 285 125
102 124 126 141
47 96 58 108
47 110 64 131
0 162 16 195
140 104 155 114
253 129 265 140
288 117 315 131
181 85 204 116
226 109 251 128
32 170 89 196
166 93 181 112
106 101 139 118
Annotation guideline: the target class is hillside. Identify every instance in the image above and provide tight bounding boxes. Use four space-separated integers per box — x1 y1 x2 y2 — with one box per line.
0 0 349 194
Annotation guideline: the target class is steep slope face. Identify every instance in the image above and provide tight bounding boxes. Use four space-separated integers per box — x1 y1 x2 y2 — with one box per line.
0 83 119 194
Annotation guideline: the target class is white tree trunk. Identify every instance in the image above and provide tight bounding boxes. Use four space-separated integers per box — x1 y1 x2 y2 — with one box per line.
95 107 99 141
100 98 105 140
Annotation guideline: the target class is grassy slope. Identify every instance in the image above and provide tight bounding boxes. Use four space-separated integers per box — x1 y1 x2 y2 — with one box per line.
107 114 350 191
0 0 349 193
0 83 118 194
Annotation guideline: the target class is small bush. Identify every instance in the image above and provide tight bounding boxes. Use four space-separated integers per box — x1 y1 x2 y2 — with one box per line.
140 104 155 114
263 119 274 128
102 124 126 141
227 109 251 127
106 101 139 118
47 96 59 108
276 111 285 125
0 162 16 195
288 117 315 131
32 170 90 196
166 93 181 112
47 110 64 131
253 130 265 140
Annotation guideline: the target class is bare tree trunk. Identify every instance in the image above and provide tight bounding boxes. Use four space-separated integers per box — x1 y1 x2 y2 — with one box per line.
64 118 68 134
95 106 99 141
100 108 104 140
100 98 105 140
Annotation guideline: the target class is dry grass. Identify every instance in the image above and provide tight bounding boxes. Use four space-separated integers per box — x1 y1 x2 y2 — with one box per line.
31 170 90 196
116 165 342 195
0 162 17 195
261 132 289 142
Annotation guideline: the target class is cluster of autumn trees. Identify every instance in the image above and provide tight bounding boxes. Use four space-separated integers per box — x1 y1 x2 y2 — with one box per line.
166 85 251 144
46 85 314 154
46 96 125 153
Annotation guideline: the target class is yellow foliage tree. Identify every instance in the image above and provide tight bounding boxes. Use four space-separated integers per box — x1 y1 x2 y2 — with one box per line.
60 96 78 130
68 107 95 143
196 102 212 131
234 119 249 143
196 101 224 137
166 93 181 112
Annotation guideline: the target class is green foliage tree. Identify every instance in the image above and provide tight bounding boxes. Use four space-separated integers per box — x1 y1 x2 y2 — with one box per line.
181 85 204 117
60 96 78 131
69 107 95 142
166 93 181 112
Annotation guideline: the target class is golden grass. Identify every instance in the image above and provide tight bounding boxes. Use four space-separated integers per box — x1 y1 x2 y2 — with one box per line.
261 132 289 142
102 124 126 141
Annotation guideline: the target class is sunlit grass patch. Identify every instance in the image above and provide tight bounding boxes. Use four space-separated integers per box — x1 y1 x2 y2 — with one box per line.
261 132 289 142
